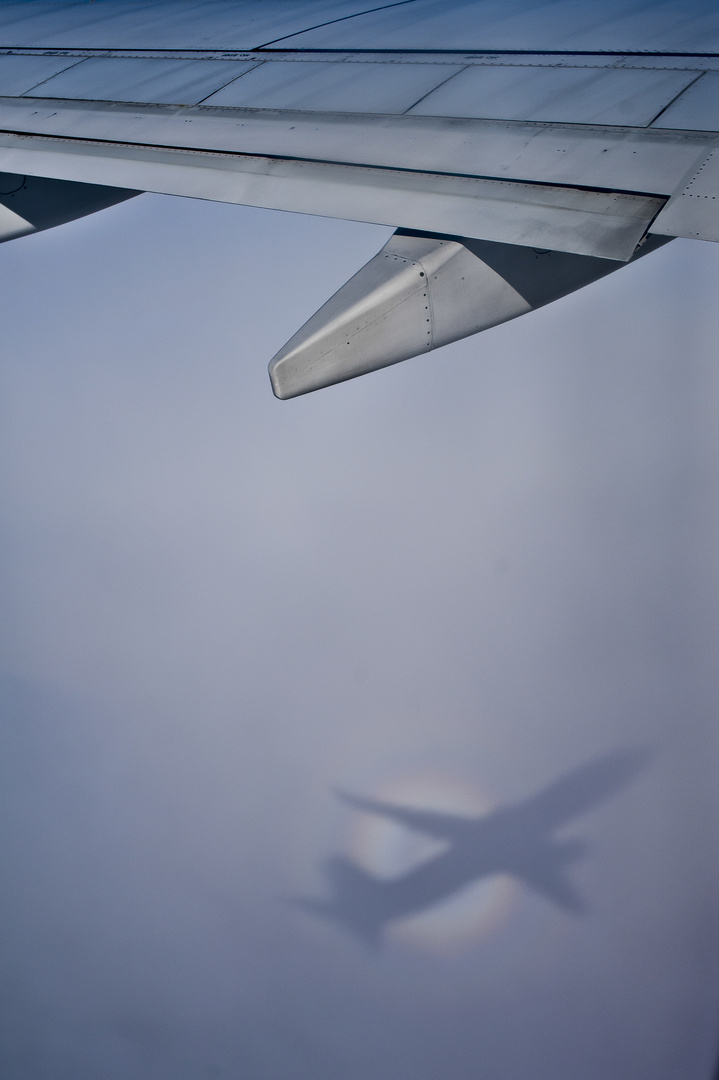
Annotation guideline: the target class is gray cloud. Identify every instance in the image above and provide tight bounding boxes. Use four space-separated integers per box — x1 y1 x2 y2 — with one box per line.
1 196 719 1079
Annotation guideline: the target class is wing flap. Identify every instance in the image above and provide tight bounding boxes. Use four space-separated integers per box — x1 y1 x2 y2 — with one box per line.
652 145 719 241
407 65 698 127
0 88 712 192
0 125 667 261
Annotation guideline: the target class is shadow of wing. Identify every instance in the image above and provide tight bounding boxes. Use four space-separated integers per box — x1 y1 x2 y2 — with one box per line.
518 747 651 830
335 789 473 839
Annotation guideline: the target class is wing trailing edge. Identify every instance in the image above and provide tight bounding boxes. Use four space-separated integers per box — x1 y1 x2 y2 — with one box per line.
269 230 671 398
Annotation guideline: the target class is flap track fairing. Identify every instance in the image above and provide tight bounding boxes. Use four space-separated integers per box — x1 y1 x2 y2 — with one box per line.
0 172 139 243
269 230 671 399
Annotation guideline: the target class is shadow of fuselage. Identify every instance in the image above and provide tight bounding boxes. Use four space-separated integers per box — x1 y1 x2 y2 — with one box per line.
292 748 649 946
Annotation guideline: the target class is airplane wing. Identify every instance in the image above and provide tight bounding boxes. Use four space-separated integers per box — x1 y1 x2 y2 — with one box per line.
0 0 718 395
336 789 474 839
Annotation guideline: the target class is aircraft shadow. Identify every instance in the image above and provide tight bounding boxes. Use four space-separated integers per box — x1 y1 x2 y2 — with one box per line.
292 748 650 946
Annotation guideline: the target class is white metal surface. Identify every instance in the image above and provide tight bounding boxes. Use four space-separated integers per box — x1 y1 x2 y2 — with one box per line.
410 66 699 127
0 52 80 95
0 0 378 50
0 97 712 197
0 130 664 259
0 1 717 54
202 59 464 113
269 0 719 52
269 232 531 398
0 48 717 139
652 144 719 240
9 51 706 129
0 1 718 375
268 229 669 397
653 71 719 131
28 56 261 105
